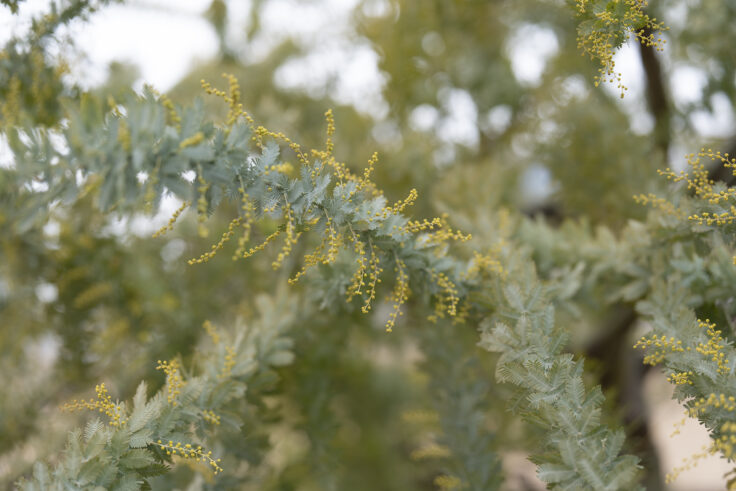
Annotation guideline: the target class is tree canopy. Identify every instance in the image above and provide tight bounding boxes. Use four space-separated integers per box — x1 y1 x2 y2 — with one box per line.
2 1 736 490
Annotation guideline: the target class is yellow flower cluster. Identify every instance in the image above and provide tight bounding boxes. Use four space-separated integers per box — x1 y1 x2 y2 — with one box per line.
401 217 442 234
650 149 736 261
324 108 335 156
632 334 686 365
61 383 127 427
106 95 121 116
667 371 693 386
0 46 72 128
201 74 256 131
422 214 472 249
224 72 243 126
288 235 327 285
635 319 731 394
575 0 667 98
203 320 220 345
256 125 311 167
669 416 687 438
240 229 282 260
301 112 383 197
179 131 205 149
465 250 507 279
390 188 418 215
146 86 180 129
345 236 368 300
0 75 21 127
263 162 295 176
156 440 223 475
357 152 378 194
156 359 185 407
632 193 684 219
695 319 730 376
272 202 300 269
193 77 471 332
385 260 409 333
188 217 243 265
713 422 736 467
665 444 714 485
434 474 463 490
233 187 254 259
688 393 736 418
324 216 341 264
309 136 348 185
691 209 736 227
660 150 736 208
220 346 236 379
429 269 459 320
410 443 451 461
161 93 180 129
361 247 382 314
275 216 340 284
202 409 221 426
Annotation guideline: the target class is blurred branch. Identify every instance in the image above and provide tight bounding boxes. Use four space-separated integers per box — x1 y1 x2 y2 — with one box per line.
637 27 670 157
1 0 24 14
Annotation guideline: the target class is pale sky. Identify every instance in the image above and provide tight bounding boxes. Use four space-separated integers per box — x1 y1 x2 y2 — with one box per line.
1 0 731 141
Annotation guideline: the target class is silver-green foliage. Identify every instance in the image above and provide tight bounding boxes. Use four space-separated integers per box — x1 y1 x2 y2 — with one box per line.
7 0 736 489
479 267 641 490
7 87 644 489
17 294 296 490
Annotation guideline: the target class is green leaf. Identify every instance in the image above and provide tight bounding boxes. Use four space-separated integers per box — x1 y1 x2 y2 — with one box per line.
112 474 141 491
537 464 575 483
129 429 153 449
119 449 154 470
132 382 148 412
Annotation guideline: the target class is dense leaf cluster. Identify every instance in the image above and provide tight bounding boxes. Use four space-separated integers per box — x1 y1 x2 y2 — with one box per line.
19 295 295 490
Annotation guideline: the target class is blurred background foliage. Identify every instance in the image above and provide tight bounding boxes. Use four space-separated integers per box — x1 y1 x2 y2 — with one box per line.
1 0 736 489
